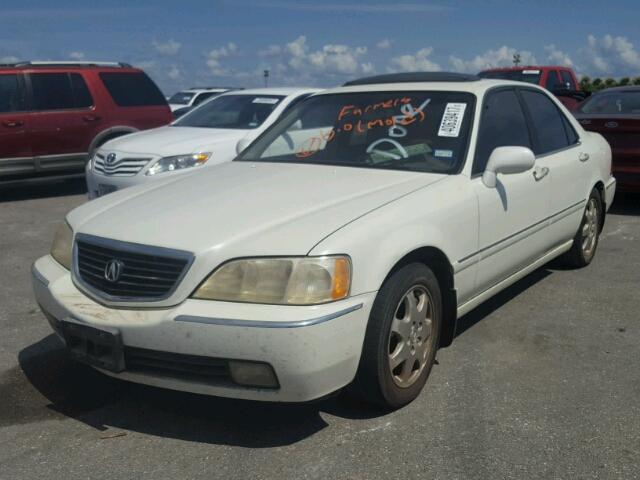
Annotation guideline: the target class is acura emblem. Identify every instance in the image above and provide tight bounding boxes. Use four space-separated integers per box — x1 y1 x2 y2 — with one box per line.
104 259 124 283
106 153 117 165
605 121 618 129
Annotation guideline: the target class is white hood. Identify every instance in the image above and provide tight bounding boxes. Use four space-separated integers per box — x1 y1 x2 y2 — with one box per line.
69 161 445 257
102 126 250 157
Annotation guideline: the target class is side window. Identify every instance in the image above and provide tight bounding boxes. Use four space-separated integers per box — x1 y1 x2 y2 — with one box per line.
560 70 576 90
0 74 27 113
99 72 167 107
544 70 562 91
520 89 572 154
70 73 94 108
473 89 532 175
30 73 76 110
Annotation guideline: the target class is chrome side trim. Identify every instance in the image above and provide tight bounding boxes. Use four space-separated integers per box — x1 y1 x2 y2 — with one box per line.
175 303 364 329
31 263 49 287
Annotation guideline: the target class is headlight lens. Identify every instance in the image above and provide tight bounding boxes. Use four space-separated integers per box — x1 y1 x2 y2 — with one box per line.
146 152 211 176
50 222 73 270
192 256 351 305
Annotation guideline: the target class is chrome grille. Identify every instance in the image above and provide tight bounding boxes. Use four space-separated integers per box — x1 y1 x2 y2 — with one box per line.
74 234 193 302
93 153 151 176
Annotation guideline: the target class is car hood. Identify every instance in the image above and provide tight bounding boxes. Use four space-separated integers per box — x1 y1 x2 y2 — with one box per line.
102 126 249 156
68 162 445 257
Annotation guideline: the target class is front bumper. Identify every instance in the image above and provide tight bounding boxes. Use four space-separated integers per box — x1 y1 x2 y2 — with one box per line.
32 254 375 402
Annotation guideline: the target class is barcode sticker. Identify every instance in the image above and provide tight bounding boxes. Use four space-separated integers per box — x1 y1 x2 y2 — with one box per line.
438 103 467 137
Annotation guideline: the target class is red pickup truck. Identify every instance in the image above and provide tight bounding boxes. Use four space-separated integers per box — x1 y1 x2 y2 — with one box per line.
478 66 588 110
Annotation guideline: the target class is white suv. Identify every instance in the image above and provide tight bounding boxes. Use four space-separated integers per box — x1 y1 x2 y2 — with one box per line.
85 88 319 198
167 87 234 112
34 73 615 409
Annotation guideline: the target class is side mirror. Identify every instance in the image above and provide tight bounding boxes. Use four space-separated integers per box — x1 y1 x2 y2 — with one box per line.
236 137 253 155
482 146 535 188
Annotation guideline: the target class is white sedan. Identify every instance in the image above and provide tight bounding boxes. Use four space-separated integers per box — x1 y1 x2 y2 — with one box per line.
33 73 616 409
85 88 319 199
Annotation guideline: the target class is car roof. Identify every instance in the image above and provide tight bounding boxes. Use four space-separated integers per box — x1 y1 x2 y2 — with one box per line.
217 87 321 97
479 65 572 72
315 77 540 96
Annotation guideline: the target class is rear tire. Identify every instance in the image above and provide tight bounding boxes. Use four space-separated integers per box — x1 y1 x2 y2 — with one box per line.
561 188 602 268
352 263 441 409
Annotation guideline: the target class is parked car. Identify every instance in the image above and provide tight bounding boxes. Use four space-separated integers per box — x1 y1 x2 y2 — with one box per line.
478 66 588 110
33 72 615 409
167 87 238 112
85 87 319 198
0 61 172 186
574 86 640 192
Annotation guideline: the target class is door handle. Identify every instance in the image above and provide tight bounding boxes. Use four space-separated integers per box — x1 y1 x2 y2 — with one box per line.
579 152 590 162
533 167 549 181
82 115 101 122
2 120 24 128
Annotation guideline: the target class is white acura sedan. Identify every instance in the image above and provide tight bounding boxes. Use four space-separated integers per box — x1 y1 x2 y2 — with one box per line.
33 73 616 408
85 88 318 199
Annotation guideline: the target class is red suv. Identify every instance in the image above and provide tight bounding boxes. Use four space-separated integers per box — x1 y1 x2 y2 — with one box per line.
0 61 172 185
478 66 587 110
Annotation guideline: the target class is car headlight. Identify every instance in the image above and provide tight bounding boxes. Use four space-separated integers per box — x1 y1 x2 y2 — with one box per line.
146 152 211 176
192 256 351 305
50 222 73 270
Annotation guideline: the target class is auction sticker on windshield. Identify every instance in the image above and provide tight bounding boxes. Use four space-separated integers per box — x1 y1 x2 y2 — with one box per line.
438 103 467 137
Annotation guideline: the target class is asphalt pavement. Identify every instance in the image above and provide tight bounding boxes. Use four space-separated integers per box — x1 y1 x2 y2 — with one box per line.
0 180 638 480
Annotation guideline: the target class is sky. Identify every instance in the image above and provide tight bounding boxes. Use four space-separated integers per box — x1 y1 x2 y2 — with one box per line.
2 0 640 94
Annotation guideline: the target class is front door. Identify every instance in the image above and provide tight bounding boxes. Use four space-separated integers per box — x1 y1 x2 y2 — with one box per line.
0 72 32 178
471 88 551 295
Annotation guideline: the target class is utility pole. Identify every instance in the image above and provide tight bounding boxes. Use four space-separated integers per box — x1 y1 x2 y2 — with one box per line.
263 69 270 87
513 53 521 67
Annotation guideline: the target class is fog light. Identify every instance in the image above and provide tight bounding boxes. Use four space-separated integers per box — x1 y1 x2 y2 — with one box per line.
228 361 279 388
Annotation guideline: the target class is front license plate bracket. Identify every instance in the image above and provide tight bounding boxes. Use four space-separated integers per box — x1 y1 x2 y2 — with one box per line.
60 318 125 372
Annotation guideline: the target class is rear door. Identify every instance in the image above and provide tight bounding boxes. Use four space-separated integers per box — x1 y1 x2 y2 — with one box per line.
472 88 552 295
0 72 32 177
519 88 587 244
27 71 100 172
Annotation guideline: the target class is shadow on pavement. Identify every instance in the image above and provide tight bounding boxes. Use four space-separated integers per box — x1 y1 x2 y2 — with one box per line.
609 192 640 216
12 334 384 448
0 178 87 203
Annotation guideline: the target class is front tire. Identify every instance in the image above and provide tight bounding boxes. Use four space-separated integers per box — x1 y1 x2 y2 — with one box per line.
562 188 602 268
353 263 441 409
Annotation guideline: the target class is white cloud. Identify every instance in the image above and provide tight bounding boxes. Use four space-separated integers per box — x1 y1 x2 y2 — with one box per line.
152 39 181 56
1 55 19 63
361 62 375 74
167 65 182 80
389 47 441 72
258 45 281 57
206 42 238 76
377 38 392 50
307 44 367 75
544 44 573 67
581 34 640 75
69 51 85 60
449 46 537 73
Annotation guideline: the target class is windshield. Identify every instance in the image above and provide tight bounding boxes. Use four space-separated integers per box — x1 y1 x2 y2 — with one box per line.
578 90 640 114
173 94 284 129
478 69 541 85
238 91 475 173
168 91 195 105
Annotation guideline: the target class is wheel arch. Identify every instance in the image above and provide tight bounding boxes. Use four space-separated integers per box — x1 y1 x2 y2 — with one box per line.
382 246 458 348
88 126 139 155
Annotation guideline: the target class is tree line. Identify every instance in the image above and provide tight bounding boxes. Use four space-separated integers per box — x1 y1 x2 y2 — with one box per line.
579 76 640 92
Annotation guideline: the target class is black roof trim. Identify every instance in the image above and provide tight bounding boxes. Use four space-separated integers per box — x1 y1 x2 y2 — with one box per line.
343 72 480 87
0 61 132 69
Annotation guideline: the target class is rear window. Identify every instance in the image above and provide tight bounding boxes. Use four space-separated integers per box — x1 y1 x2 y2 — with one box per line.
173 94 284 129
99 72 166 107
478 69 541 85
578 90 640 114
